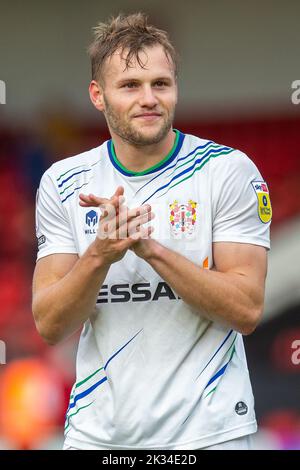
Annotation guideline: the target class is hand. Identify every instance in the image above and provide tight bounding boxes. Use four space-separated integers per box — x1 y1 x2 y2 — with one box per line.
130 237 158 261
79 185 125 212
79 187 155 266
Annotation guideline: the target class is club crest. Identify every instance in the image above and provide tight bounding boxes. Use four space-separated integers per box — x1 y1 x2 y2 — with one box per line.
169 200 197 239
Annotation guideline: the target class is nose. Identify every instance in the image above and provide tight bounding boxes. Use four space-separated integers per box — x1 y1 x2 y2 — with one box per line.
139 84 159 108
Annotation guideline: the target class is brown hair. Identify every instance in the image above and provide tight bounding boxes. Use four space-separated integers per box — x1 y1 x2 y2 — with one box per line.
87 12 178 84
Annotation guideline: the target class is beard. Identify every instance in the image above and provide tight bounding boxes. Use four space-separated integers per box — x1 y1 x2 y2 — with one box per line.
103 94 175 147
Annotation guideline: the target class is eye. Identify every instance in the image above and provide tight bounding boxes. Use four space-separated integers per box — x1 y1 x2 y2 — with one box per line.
122 82 138 89
154 80 168 87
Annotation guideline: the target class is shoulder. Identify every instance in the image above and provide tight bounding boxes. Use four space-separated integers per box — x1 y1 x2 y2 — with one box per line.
46 144 105 182
181 132 258 175
38 142 109 197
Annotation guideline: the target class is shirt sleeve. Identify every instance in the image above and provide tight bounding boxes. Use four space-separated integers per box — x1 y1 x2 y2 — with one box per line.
35 168 78 261
212 151 272 249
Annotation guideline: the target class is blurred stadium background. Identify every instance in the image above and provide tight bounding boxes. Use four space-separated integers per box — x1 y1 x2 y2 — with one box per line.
0 0 299 450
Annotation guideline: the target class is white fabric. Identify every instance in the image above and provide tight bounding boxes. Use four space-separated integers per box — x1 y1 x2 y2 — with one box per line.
63 435 253 450
202 434 253 450
36 131 270 450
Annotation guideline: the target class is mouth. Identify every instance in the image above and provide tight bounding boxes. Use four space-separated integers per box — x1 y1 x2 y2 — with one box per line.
133 113 162 121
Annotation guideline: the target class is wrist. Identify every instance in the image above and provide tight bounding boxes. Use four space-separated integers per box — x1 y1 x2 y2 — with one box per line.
85 240 111 271
143 238 164 263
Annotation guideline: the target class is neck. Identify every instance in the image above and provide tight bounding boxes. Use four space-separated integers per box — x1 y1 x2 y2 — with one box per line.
110 128 176 174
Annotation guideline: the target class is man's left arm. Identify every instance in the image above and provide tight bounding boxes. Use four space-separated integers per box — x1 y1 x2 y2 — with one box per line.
133 239 267 335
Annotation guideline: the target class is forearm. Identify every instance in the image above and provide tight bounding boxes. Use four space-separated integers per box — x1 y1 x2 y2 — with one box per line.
33 243 109 344
146 242 263 334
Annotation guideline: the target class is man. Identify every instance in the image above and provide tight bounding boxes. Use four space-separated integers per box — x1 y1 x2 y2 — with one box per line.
33 13 272 450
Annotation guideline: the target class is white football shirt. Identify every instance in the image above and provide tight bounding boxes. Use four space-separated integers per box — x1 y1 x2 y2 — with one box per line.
36 130 271 449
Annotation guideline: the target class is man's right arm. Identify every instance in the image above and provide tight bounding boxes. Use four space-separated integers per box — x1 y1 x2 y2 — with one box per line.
32 190 154 345
32 242 110 346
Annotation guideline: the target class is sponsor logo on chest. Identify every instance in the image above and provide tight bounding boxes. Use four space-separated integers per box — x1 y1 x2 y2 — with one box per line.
85 209 98 234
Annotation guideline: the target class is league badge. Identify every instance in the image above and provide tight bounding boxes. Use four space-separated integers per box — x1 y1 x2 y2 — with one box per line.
251 181 272 223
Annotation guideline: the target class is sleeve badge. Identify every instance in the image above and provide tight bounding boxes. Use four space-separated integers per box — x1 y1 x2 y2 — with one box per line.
251 181 272 224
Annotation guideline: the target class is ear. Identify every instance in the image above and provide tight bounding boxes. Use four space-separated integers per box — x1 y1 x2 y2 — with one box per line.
89 80 105 112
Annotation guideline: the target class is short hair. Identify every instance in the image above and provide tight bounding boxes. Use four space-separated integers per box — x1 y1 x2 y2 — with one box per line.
87 12 178 84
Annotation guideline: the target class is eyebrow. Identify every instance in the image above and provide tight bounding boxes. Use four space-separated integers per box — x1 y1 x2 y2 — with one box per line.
116 76 173 86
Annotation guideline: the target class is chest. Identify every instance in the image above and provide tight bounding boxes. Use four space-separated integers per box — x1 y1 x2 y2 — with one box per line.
64 168 214 265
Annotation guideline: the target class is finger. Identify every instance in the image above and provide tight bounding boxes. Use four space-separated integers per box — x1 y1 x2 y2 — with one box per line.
79 192 123 208
124 204 152 224
79 193 110 208
105 187 125 212
127 211 155 237
79 193 100 203
110 195 126 213
113 211 154 240
98 201 150 235
105 202 129 232
100 200 124 224
79 200 94 207
98 203 129 237
89 194 112 207
144 225 155 238
117 231 144 250
107 210 154 240
80 194 125 224
97 218 117 240
98 209 118 238
82 187 124 203
127 225 154 243
97 194 125 218
79 193 98 207
116 205 152 233
129 225 153 240
115 204 129 237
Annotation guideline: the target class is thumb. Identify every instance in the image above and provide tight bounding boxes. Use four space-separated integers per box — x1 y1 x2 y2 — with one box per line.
112 186 124 199
111 186 125 212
